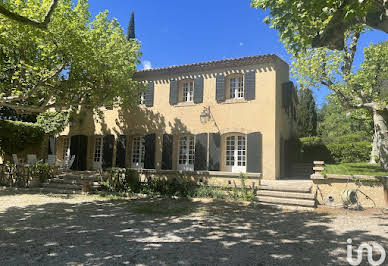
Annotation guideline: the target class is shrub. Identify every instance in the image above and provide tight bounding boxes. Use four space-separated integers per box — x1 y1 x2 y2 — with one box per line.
326 142 371 163
141 177 197 197
102 168 140 192
194 186 226 199
28 162 54 183
0 120 44 155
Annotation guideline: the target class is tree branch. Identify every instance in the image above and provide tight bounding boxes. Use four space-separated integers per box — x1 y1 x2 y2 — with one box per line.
0 0 59 30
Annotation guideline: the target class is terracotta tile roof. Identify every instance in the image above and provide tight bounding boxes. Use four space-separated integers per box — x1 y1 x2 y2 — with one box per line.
134 54 286 78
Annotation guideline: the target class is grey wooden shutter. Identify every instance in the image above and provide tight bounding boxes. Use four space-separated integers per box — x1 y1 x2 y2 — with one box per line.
144 133 155 169
161 134 173 170
208 133 221 171
70 135 88 171
169 80 178 105
115 135 126 168
244 71 255 100
193 76 204 103
247 132 262 173
144 82 154 107
194 133 208 170
103 135 114 169
216 75 225 102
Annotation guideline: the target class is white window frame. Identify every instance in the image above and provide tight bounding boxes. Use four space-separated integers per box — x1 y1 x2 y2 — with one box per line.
229 76 244 99
131 136 145 168
225 134 246 173
139 92 145 105
182 81 194 102
177 135 195 171
93 136 103 170
62 137 71 160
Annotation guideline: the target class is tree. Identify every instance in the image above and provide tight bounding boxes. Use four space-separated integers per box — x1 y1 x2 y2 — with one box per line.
0 0 142 114
296 88 317 137
0 0 58 30
292 39 388 169
127 11 135 40
317 96 373 141
251 0 388 51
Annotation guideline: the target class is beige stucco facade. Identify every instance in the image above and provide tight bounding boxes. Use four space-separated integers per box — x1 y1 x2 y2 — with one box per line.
57 55 297 179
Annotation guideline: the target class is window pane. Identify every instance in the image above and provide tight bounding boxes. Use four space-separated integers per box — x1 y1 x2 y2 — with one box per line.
94 137 102 162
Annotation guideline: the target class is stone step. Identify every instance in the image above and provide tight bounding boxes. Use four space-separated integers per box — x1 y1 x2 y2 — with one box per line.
42 182 81 190
30 187 82 194
255 196 316 207
258 202 316 211
257 190 315 200
48 178 100 186
259 185 311 193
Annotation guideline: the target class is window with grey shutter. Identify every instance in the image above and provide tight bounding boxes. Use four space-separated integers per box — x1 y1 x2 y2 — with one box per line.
169 80 178 105
102 134 114 169
194 133 208 170
216 75 225 102
244 71 255 100
161 134 173 170
144 82 154 107
144 133 155 169
193 76 204 103
115 135 126 168
247 132 262 173
208 133 221 171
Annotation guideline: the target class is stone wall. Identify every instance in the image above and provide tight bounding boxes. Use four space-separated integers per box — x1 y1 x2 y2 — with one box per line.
312 175 387 208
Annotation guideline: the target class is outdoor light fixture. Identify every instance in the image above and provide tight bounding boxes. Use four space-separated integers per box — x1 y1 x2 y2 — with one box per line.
200 106 210 124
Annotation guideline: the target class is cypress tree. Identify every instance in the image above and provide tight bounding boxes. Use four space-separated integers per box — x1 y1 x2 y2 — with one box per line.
296 88 318 137
127 11 135 40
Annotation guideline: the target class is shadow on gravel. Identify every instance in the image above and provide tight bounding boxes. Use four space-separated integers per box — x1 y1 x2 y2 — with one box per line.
0 196 387 265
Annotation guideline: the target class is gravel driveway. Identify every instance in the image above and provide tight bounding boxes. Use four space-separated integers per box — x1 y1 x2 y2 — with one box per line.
0 189 387 265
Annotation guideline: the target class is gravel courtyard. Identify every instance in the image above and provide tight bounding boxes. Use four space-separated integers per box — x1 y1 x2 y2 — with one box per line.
0 189 387 265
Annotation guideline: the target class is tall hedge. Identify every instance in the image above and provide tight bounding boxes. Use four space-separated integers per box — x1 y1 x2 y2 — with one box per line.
0 120 44 155
295 136 371 163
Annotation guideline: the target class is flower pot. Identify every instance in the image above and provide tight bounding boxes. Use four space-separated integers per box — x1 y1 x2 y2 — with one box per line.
30 176 41 188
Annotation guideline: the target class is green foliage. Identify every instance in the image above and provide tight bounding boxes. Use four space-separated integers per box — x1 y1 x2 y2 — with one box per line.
0 120 44 154
193 186 226 199
0 0 141 113
28 161 54 183
141 178 196 198
127 11 135 40
251 0 383 53
298 137 371 163
318 96 373 141
324 163 386 177
326 142 371 163
36 111 69 134
296 88 317 137
101 168 140 192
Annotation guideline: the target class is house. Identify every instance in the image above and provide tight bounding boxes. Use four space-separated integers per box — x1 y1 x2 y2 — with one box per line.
56 54 298 180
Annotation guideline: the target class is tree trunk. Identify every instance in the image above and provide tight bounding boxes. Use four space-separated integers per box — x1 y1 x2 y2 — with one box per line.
369 132 379 164
373 109 388 170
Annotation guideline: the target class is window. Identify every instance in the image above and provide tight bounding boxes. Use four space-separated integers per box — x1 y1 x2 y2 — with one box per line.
93 137 103 163
229 76 244 99
177 136 195 171
182 81 194 102
225 135 246 172
138 92 145 105
63 137 71 159
132 136 145 168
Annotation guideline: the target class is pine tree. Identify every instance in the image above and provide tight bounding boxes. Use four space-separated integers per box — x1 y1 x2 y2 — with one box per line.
127 11 135 40
296 88 317 137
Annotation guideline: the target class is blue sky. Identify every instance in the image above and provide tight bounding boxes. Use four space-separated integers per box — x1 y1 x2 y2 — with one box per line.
86 0 387 107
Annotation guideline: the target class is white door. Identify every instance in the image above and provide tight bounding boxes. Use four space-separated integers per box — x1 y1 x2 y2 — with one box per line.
93 137 103 170
131 136 145 168
225 135 246 173
177 136 195 171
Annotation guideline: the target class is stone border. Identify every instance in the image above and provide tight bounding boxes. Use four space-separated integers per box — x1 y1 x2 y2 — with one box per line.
128 168 262 180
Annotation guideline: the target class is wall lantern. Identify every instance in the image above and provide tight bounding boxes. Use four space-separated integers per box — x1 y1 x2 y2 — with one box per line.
200 106 210 124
